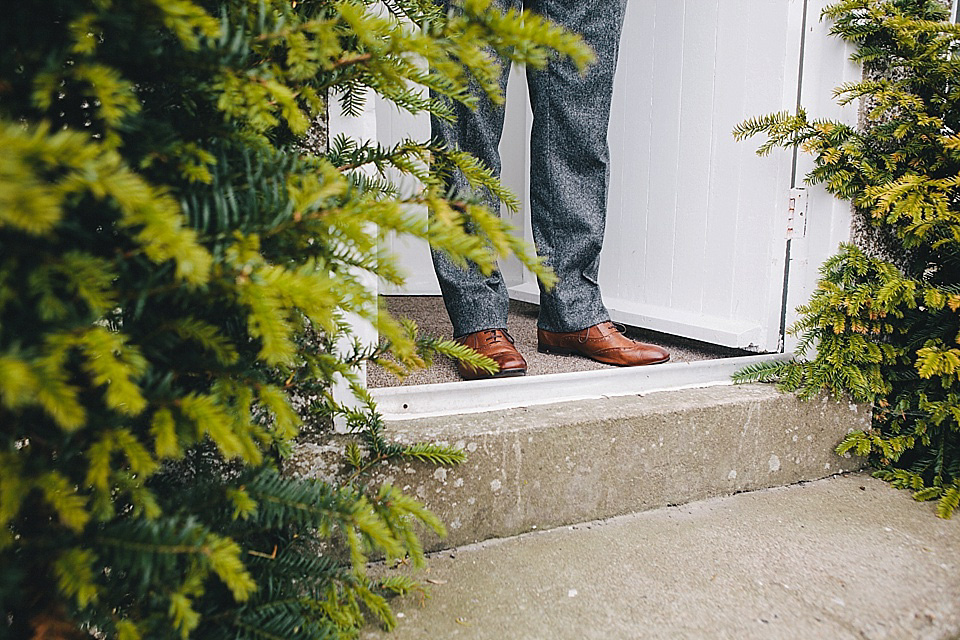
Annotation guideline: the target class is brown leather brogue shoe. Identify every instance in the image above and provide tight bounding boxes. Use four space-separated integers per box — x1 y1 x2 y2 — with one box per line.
455 329 527 380
537 321 670 366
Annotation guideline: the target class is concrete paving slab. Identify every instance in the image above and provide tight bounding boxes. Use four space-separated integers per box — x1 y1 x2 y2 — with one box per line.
363 474 960 640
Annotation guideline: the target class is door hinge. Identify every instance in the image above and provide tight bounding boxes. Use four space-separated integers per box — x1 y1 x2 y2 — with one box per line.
786 187 807 239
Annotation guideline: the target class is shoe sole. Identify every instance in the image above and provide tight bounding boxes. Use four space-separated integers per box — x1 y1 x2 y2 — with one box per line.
538 345 670 366
459 366 526 381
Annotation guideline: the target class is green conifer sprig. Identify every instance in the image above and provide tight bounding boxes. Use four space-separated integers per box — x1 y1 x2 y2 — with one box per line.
2 0 591 634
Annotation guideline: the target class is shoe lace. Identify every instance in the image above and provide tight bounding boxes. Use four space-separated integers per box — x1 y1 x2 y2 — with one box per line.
482 329 514 345
593 322 627 340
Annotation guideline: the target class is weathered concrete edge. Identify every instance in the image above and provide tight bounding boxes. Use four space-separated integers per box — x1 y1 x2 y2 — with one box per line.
289 384 870 551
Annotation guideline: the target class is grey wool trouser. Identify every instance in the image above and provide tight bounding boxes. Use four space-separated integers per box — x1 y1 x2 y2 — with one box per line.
431 0 629 337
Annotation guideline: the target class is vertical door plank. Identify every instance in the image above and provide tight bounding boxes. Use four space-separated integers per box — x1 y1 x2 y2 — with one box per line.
638 0 686 309
697 0 752 321
498 65 535 289
601 0 658 302
726 1 797 347
670 0 721 315
375 96 438 295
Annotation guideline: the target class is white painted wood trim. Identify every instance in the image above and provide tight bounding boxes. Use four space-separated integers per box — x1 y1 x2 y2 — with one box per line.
781 0 860 354
508 283 764 350
371 353 787 420
329 92 379 431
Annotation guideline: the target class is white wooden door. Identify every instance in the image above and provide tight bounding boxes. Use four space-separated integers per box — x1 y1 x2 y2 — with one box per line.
379 0 858 353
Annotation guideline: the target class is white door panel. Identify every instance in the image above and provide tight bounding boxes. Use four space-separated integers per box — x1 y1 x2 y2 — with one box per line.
378 0 857 354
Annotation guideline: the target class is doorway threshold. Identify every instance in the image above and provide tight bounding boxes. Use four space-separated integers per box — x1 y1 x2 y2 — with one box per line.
370 296 754 388
370 353 788 420
370 295 782 420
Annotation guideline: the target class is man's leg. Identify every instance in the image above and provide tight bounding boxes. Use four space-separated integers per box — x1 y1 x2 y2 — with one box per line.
430 0 519 338
526 0 669 368
526 0 628 333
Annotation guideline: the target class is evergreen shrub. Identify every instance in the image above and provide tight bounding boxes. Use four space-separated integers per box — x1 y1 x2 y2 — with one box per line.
0 0 587 637
734 0 960 518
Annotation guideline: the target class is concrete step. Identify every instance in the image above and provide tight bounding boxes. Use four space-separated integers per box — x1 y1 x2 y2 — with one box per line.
362 474 960 640
290 384 868 550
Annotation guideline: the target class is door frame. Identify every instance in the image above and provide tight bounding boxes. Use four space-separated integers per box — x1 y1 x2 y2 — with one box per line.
347 0 860 419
